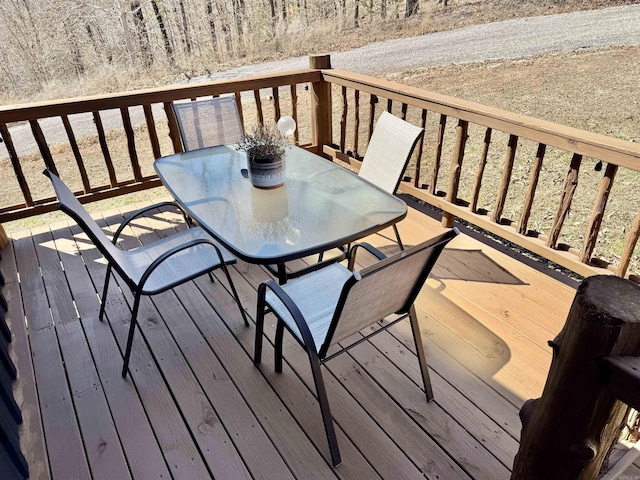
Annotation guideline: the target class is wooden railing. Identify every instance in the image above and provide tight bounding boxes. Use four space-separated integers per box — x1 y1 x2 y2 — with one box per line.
0 66 323 223
318 66 640 281
1 54 639 281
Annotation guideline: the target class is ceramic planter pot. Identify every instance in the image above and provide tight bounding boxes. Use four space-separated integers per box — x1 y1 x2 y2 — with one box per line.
247 151 285 189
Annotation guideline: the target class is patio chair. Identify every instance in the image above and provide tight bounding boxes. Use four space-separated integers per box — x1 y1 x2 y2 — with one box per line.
254 227 459 467
172 96 244 151
44 169 249 378
358 111 424 249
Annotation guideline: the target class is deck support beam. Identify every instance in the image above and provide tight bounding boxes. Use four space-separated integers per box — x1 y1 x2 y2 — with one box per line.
511 276 640 480
309 54 332 159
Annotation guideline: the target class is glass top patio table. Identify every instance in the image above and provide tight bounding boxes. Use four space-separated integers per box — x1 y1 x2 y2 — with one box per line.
154 145 407 268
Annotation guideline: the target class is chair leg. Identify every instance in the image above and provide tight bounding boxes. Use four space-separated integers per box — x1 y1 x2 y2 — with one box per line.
409 304 434 401
207 272 215 283
98 263 112 322
122 293 142 378
309 354 342 467
254 284 267 365
393 224 404 251
219 263 249 327
274 320 284 373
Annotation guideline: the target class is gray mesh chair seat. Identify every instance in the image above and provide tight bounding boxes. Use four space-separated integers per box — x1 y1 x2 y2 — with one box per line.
44 169 248 378
254 228 459 467
172 96 244 151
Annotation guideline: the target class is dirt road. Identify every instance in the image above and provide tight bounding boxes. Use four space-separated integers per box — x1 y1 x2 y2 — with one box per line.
2 4 639 159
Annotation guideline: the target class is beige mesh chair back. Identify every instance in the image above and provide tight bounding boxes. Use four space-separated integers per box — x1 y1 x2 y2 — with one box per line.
172 96 244 151
253 228 459 466
358 111 424 194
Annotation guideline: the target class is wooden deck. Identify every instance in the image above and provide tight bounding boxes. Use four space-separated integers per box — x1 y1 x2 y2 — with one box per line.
3 197 639 480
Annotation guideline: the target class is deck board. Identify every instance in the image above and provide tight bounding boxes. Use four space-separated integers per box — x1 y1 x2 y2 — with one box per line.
10 199 637 479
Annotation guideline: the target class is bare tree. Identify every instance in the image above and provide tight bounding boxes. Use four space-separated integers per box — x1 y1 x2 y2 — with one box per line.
406 0 418 17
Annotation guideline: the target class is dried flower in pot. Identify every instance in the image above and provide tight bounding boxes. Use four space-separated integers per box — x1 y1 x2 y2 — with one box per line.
237 125 288 189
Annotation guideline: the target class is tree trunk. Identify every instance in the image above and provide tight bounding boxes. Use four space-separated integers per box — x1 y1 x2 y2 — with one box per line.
151 0 174 64
354 0 360 28
381 0 387 19
281 0 287 21
511 276 640 480
406 0 418 17
178 0 192 55
130 0 153 66
268 0 277 35
205 0 217 46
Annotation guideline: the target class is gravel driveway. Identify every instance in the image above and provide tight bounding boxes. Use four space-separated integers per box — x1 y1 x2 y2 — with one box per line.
2 4 640 159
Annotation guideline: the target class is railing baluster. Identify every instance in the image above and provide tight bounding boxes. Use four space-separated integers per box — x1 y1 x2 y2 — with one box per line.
471 127 492 213
164 101 183 153
234 92 245 131
121 107 142 182
272 87 281 124
430 114 447 195
547 153 583 248
368 94 378 140
290 85 298 145
29 120 57 174
414 109 428 188
618 210 640 278
0 124 33 206
401 103 408 120
386 99 392 113
442 119 469 228
517 143 546 234
61 114 91 192
353 90 360 158
143 105 161 160
253 90 264 126
580 163 618 263
92 111 117 187
340 86 348 152
491 134 518 224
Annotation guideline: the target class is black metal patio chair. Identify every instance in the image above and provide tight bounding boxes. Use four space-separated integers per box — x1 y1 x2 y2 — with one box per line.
44 169 249 378
253 227 459 467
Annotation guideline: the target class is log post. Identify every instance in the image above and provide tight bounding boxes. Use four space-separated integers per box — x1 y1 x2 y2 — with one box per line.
309 54 332 158
0 226 8 250
511 276 640 480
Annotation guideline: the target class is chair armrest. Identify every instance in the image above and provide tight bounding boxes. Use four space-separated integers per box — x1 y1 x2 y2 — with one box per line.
113 201 188 244
347 242 387 270
139 238 223 288
259 280 319 353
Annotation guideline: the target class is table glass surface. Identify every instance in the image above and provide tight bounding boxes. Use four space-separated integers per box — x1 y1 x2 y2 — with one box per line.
154 145 407 263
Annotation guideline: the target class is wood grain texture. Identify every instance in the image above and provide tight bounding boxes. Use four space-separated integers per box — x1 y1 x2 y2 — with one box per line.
517 143 546 234
547 153 582 249
430 114 447 195
442 119 468 227
491 134 518 224
142 104 162 159
92 111 118 187
618 209 640 278
580 163 618 263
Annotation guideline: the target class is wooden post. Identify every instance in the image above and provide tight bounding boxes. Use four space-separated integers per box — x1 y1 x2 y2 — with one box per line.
0 226 8 250
309 54 332 158
442 119 468 228
511 276 640 480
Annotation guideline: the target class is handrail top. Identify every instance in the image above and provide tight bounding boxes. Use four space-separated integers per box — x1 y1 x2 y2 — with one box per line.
323 68 640 169
0 68 322 123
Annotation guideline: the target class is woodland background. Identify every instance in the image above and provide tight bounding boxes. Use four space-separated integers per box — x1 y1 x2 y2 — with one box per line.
1 0 635 103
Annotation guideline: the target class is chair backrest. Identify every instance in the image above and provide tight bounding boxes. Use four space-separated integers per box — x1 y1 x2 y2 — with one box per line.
172 96 244 151
357 111 424 194
43 169 122 264
320 228 459 356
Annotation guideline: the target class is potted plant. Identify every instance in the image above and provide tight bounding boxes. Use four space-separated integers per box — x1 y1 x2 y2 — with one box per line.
237 124 288 189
